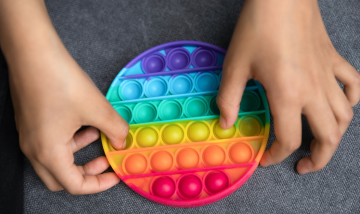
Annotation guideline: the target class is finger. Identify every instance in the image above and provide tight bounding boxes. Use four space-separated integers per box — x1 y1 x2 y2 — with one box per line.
333 57 360 106
86 98 129 150
326 79 353 135
217 63 251 129
260 103 302 166
45 148 120 195
30 159 63 192
77 156 110 176
297 100 341 174
71 127 100 153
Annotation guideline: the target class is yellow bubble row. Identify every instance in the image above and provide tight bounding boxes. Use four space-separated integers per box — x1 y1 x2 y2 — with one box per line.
108 115 264 151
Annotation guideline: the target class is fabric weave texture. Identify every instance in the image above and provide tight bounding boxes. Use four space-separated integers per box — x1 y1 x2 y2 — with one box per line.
1 0 359 213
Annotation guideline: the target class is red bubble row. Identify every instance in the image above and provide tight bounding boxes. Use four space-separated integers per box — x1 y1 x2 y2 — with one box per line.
150 171 230 199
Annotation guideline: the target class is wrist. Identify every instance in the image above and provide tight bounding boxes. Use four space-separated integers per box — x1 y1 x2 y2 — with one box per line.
0 0 65 72
242 0 321 24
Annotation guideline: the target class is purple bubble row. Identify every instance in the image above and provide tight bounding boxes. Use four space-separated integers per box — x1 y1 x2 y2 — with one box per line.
141 47 217 74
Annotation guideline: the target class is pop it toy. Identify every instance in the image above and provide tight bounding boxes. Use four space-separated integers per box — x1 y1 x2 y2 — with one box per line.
101 41 270 207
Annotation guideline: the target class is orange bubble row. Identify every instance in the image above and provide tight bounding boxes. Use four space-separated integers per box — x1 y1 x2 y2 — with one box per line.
121 142 254 175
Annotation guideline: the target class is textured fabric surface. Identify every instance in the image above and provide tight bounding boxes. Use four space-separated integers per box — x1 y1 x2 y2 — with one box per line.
0 53 24 214
2 0 357 213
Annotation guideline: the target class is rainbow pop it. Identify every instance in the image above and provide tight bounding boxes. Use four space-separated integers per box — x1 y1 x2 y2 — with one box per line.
101 41 270 207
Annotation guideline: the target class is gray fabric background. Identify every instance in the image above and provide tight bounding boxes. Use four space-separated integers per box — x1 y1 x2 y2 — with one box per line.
22 0 360 213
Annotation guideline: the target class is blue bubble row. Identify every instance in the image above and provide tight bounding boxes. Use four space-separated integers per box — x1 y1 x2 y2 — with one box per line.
119 72 221 101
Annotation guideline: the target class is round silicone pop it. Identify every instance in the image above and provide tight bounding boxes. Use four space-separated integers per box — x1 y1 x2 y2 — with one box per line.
102 41 270 207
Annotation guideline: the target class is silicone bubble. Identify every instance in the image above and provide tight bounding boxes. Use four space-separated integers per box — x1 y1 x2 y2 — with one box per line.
192 48 217 68
161 124 184 145
194 72 219 92
151 176 176 198
114 105 132 123
141 53 166 73
158 100 182 120
204 171 229 194
209 96 220 115
229 143 253 164
176 148 199 169
184 97 208 118
144 77 169 98
238 116 262 137
119 80 143 100
136 127 159 148
150 151 173 172
187 122 210 142
169 74 194 95
213 122 236 139
133 103 157 123
124 153 147 175
167 48 191 70
202 145 225 167
178 174 203 199
240 91 260 112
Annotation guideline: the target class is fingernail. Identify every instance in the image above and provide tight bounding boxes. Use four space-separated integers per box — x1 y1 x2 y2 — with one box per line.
297 160 311 174
219 116 227 129
260 156 270 167
122 139 127 149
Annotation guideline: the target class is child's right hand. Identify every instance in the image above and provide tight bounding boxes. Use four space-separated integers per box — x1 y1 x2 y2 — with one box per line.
218 0 360 174
1 0 127 194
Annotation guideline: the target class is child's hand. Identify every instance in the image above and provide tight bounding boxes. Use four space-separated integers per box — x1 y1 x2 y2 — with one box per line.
1 0 127 194
218 0 360 174
9 46 128 194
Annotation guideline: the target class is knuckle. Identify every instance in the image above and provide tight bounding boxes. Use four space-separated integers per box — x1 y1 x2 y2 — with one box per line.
216 95 237 110
325 131 341 146
46 183 62 192
119 123 130 139
352 73 360 88
312 162 326 171
216 96 226 109
342 108 354 124
280 141 300 153
65 186 82 195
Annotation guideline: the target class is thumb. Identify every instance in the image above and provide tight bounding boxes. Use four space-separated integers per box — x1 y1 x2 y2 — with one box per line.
217 63 250 129
86 98 129 150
